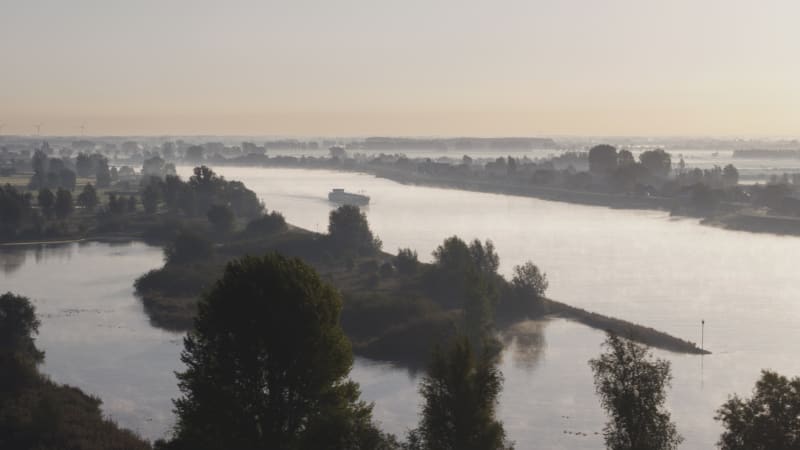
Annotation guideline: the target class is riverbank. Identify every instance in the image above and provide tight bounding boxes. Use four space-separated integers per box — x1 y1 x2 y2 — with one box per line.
221 159 800 237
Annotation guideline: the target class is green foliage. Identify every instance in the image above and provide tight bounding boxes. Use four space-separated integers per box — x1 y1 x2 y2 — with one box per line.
716 370 800 450
463 274 497 353
589 334 682 450
95 157 111 188
245 211 288 235
107 194 126 215
77 183 99 211
141 183 160 213
126 195 137 213
0 292 44 391
639 149 672 178
168 253 386 450
511 261 548 298
589 144 618 173
0 185 31 235
206 204 235 234
38 188 55 214
163 231 213 265
54 189 74 219
469 239 499 276
75 152 92 177
411 337 512 450
328 205 381 256
432 236 472 274
722 164 739 187
395 248 419 275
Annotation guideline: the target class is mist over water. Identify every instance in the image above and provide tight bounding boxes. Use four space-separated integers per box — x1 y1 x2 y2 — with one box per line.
2 166 798 448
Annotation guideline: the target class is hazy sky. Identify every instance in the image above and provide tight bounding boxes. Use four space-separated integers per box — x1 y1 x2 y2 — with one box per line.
1 0 799 137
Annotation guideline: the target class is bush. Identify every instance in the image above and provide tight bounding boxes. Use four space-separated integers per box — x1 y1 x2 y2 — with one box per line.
395 248 419 275
245 211 287 235
164 231 213 265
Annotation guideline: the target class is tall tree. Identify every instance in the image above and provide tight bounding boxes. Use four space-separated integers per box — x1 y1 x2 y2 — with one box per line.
54 189 74 219
716 370 800 450
75 152 93 177
328 205 381 255
77 183 99 211
95 157 111 188
207 204 235 234
0 185 31 234
411 337 512 450
37 188 55 217
0 292 44 392
589 145 618 174
589 334 682 450
639 149 672 178
167 254 387 450
141 183 160 214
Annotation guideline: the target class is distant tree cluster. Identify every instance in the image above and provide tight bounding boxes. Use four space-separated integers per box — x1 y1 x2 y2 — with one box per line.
0 185 32 237
28 148 78 191
139 165 263 223
245 211 288 235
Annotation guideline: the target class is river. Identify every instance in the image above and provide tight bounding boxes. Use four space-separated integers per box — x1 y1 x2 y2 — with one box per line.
1 166 798 449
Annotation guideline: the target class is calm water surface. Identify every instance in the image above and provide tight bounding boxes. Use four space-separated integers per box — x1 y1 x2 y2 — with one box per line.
1 166 798 448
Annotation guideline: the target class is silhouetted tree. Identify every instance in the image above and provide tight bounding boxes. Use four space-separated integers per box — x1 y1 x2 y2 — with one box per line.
75 152 92 177
163 175 183 211
107 194 126 215
617 149 635 167
167 254 388 450
722 164 739 187
95 158 111 188
184 145 205 162
141 184 160 214
328 205 381 255
77 183 99 211
0 185 31 235
410 337 512 450
432 236 472 274
716 370 800 450
589 334 682 450
54 189 74 219
126 195 137 213
639 149 672 178
163 231 213 265
245 211 288 235
59 169 77 190
142 155 166 177
37 189 55 217
469 239 499 276
395 248 419 275
589 145 618 174
0 292 44 392
511 261 548 298
207 204 235 234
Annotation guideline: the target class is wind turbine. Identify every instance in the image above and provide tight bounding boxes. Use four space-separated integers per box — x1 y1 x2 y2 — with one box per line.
78 122 87 136
33 123 43 137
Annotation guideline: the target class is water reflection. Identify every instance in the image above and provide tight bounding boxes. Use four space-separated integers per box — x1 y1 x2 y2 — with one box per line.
500 319 548 371
33 242 76 264
0 246 27 274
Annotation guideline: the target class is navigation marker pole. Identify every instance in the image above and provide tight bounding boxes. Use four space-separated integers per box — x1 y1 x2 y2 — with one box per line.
701 319 704 353
701 319 705 389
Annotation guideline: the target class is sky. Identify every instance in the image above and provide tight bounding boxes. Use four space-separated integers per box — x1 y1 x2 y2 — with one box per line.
1 0 799 137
